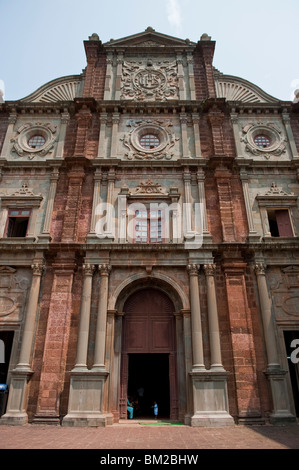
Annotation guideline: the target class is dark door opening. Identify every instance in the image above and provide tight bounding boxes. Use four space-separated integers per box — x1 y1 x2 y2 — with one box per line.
284 330 299 416
0 331 14 384
127 353 170 419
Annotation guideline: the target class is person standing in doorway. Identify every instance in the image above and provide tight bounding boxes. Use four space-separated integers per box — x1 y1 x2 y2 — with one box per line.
152 401 158 419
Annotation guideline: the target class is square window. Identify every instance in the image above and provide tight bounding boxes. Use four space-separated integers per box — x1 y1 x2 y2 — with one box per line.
5 209 31 238
267 209 293 237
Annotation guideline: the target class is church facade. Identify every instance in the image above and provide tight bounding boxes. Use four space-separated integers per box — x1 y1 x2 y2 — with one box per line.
0 28 298 427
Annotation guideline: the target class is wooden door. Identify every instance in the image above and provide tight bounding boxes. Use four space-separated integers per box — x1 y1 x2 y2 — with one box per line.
120 288 178 419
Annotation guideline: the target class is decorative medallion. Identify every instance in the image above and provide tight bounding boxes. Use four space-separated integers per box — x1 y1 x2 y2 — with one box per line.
11 122 57 159
121 119 178 160
241 122 287 159
121 60 178 101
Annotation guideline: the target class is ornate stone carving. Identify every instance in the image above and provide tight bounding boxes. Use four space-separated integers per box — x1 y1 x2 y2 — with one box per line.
11 122 57 159
31 263 44 276
263 182 292 197
120 60 178 101
187 264 199 276
121 119 178 161
0 266 30 323
11 183 42 197
133 179 166 195
203 264 216 276
241 122 287 159
83 264 95 276
98 264 111 276
255 262 267 276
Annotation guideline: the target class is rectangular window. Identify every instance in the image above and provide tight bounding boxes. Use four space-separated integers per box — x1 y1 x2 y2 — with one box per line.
5 209 31 238
134 209 164 243
267 209 293 237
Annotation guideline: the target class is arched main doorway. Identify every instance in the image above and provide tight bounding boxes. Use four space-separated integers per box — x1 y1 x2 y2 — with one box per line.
119 288 178 420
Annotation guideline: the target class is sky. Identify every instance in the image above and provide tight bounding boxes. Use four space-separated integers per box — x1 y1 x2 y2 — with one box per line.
0 0 298 102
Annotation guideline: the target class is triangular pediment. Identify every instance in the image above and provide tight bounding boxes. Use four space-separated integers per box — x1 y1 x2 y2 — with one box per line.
104 27 196 49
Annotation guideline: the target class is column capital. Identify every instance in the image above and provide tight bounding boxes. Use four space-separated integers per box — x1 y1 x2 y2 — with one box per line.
8 112 17 124
98 264 111 276
61 111 70 124
31 263 44 276
203 263 216 276
255 262 267 276
82 263 95 276
187 264 199 276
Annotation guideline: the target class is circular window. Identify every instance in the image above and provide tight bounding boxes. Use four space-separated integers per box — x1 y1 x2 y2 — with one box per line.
254 134 271 149
28 135 46 149
140 134 160 149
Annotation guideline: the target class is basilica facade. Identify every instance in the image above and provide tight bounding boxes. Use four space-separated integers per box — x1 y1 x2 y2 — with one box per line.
0 28 298 427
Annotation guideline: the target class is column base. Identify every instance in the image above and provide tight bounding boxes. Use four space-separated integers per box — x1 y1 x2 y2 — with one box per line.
265 368 297 424
190 369 234 427
269 411 297 425
62 369 110 427
0 369 32 426
191 411 235 427
0 411 29 426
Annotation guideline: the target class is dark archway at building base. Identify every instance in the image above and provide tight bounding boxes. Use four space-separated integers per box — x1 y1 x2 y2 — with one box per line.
128 353 170 419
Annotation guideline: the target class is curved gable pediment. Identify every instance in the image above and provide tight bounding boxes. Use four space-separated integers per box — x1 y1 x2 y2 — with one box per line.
214 70 279 103
20 75 83 103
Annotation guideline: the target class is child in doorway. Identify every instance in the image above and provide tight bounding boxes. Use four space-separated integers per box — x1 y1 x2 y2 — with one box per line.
152 401 158 419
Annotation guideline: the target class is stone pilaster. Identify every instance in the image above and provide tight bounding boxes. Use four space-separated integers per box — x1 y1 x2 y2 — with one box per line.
110 112 120 158
0 112 17 158
187 53 196 100
282 111 299 160
97 112 108 158
56 111 70 158
0 262 44 425
254 262 296 423
105 168 115 239
104 53 114 100
87 167 102 241
183 168 193 238
196 169 212 242
39 166 60 241
180 112 189 158
240 168 260 241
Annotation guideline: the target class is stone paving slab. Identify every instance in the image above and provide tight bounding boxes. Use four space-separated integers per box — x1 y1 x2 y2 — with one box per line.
0 422 299 450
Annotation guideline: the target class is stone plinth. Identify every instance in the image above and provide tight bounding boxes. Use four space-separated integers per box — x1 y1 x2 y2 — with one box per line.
62 370 112 427
190 370 234 427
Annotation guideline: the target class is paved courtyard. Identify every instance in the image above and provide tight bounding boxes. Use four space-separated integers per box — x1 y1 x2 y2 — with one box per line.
0 421 299 450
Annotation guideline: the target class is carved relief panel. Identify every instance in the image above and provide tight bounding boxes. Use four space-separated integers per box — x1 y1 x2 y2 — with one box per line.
7 116 64 161
269 266 299 321
0 267 30 324
120 59 179 101
238 116 291 161
120 117 179 161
